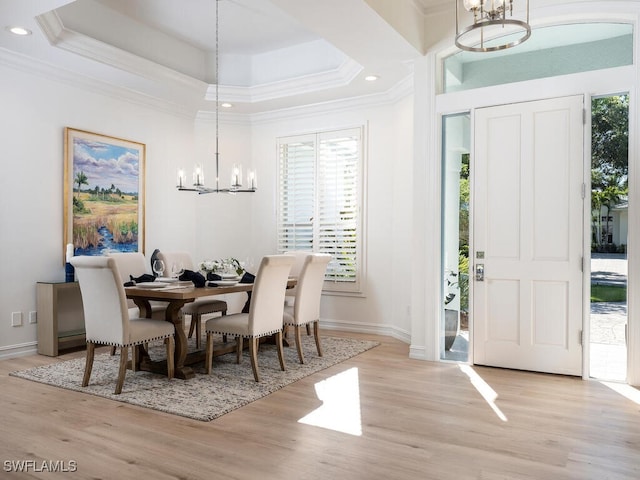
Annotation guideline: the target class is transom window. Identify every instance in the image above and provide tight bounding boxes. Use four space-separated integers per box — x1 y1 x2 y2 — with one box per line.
442 23 633 94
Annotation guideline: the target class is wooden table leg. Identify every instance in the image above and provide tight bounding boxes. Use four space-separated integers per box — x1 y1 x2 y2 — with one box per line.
164 301 195 380
132 298 194 380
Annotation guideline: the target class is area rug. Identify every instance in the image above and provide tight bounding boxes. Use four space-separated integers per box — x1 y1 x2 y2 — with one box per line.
10 335 378 422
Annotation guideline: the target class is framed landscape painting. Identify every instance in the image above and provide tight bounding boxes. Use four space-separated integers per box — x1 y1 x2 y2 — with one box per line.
63 127 145 261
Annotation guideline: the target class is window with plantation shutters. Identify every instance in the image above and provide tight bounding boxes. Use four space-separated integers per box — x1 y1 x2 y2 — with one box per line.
277 127 363 293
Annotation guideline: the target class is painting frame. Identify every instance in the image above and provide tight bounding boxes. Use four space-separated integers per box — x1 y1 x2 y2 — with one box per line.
63 127 146 262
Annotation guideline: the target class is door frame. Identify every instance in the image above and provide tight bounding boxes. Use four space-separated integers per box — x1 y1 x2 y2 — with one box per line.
434 65 637 382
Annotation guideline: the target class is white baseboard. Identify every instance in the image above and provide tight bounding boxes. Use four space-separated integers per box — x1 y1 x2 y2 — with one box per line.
320 318 411 344
0 341 38 360
409 345 428 360
1 321 413 361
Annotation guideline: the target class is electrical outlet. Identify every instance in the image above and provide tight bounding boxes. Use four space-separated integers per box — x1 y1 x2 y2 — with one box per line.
28 311 37 324
11 312 22 327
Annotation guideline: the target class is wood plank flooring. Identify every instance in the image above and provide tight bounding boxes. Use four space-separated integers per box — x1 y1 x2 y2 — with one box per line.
1 331 640 479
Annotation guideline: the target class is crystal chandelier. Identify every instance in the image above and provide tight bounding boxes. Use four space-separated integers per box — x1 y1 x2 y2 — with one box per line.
177 0 256 194
455 0 531 53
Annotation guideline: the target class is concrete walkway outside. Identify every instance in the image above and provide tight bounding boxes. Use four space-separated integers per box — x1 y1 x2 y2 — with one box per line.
590 253 627 381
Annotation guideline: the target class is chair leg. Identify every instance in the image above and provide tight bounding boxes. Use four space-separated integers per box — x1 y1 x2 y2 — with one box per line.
165 336 174 380
110 346 116 356
222 310 228 343
82 342 96 387
188 314 196 338
131 345 138 372
236 336 243 364
205 332 214 375
194 314 202 349
294 325 305 364
115 346 128 395
314 321 323 357
249 337 260 382
306 323 311 336
276 331 286 372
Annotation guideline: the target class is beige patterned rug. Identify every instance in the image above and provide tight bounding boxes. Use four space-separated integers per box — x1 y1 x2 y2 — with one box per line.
10 335 378 421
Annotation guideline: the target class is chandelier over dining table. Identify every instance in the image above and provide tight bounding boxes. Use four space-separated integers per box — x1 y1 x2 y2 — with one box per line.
177 0 256 194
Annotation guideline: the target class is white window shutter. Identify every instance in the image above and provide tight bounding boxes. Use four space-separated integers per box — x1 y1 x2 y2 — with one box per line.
277 128 363 293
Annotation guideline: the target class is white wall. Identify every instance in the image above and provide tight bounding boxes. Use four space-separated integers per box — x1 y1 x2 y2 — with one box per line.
0 62 221 356
248 95 414 341
0 58 416 356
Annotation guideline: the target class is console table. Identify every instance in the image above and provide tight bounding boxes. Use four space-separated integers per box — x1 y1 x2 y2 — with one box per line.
36 282 86 356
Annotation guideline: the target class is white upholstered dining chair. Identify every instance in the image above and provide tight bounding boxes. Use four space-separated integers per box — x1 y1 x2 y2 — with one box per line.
108 252 167 319
70 256 175 394
283 253 331 363
283 251 311 304
204 254 295 382
156 251 228 348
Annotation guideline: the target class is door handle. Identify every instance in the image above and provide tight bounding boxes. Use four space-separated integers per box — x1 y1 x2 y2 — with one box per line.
475 264 484 281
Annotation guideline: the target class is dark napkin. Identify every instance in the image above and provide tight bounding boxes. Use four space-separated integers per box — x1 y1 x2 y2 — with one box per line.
206 272 222 281
124 273 156 286
239 271 255 284
180 269 206 288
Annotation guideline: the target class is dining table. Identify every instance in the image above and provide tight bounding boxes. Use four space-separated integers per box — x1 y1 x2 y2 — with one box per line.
125 279 296 379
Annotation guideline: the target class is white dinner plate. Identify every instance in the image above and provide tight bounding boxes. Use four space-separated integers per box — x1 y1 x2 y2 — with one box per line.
212 280 238 286
155 277 178 283
134 282 166 289
220 274 240 280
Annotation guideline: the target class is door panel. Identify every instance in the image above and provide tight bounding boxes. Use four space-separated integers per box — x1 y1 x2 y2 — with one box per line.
473 96 584 376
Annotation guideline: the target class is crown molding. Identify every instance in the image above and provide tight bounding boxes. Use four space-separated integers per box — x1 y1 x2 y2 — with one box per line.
36 11 208 94
37 10 369 107
246 72 414 125
0 47 198 119
205 58 363 104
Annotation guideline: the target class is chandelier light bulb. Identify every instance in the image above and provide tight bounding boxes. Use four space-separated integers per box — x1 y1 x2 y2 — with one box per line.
193 164 204 186
177 168 186 188
463 0 484 11
231 164 243 188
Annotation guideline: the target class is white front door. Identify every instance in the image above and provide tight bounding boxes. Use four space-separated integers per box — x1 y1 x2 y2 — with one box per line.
473 96 584 375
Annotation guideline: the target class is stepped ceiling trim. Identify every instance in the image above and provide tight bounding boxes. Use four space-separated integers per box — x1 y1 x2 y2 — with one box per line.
206 58 363 104
37 11 207 92
0 47 198 119
36 7 370 108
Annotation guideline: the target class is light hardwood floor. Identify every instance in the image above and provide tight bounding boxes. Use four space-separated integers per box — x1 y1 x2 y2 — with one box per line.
1 331 640 479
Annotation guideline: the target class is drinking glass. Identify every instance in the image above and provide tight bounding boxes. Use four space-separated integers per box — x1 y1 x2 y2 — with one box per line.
171 262 184 278
152 259 165 277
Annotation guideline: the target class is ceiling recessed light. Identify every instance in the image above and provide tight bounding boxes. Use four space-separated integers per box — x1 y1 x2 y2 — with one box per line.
365 75 379 82
221 102 233 108
7 26 32 36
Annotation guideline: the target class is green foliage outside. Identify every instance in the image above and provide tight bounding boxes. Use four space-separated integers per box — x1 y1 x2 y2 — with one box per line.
458 153 470 312
591 284 626 303
591 95 628 252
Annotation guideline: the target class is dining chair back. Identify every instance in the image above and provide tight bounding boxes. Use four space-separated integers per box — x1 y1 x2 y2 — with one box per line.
248 255 296 335
108 252 149 284
155 250 228 348
285 250 312 279
283 250 311 303
155 251 194 273
204 254 295 381
283 253 331 363
71 256 175 394
108 252 167 318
